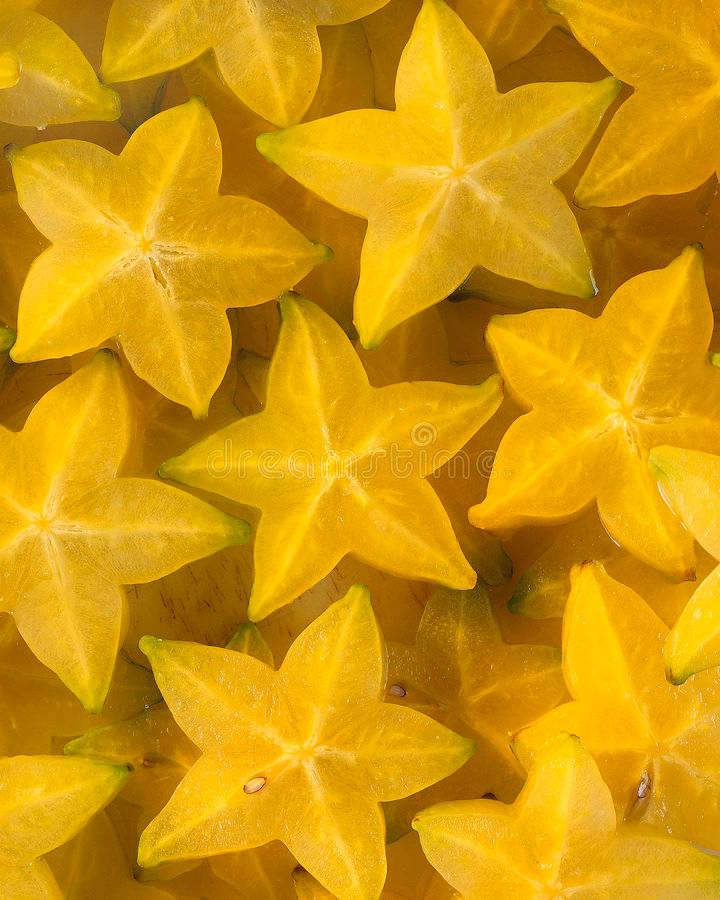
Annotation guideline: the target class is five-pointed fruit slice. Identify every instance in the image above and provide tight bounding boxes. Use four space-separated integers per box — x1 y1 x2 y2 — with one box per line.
66 624 297 896
0 2 119 127
160 295 502 620
651 447 720 683
382 586 565 837
101 0 392 127
0 754 129 900
516 562 720 852
257 0 619 347
551 0 720 207
0 350 250 712
471 246 720 577
414 733 720 897
7 98 329 417
137 585 475 899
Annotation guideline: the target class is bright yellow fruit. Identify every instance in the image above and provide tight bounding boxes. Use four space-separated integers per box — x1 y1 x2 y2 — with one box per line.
414 734 720 897
472 247 720 577
258 0 619 347
137 586 474 899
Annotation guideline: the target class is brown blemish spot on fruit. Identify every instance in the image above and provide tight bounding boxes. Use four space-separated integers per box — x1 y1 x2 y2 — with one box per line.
244 775 267 794
389 683 407 697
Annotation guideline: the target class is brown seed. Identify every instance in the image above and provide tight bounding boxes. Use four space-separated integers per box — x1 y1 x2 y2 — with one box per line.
389 683 407 697
637 772 651 799
244 776 267 794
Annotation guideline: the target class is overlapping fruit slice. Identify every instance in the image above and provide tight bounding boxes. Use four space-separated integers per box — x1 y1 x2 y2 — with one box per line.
414 733 720 896
183 22 374 333
516 562 720 852
0 0 119 126
101 0 391 127
0 615 158 755
66 623 296 897
652 447 720 682
508 508 713 625
0 754 129 899
258 0 619 347
136 586 474 898
0 351 249 712
160 295 502 620
47 811 172 899
471 247 720 577
381 586 565 837
364 0 559 110
551 0 720 206
7 98 329 416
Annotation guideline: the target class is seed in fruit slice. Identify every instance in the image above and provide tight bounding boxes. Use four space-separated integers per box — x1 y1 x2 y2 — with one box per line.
414 733 720 896
0 351 250 712
8 98 330 417
257 0 619 347
515 562 720 852
136 585 475 899
471 246 720 578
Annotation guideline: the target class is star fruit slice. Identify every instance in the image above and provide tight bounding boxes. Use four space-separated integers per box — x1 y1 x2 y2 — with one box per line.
8 97 329 416
0 2 119 126
66 623 297 896
257 0 619 347
515 562 720 852
0 350 250 712
0 754 129 900
470 246 720 578
550 0 720 206
414 733 720 897
382 585 565 839
101 0 391 127
137 585 475 899
160 295 503 620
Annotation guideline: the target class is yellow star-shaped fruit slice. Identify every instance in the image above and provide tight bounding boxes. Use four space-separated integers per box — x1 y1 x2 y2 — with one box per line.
0 754 129 900
66 624 298 895
471 246 720 578
101 0 391 127
414 733 720 897
0 350 250 713
651 446 720 683
516 562 720 852
160 295 503 620
136 586 475 899
257 0 619 347
0 1 119 126
382 586 565 838
551 0 720 206
7 98 329 417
